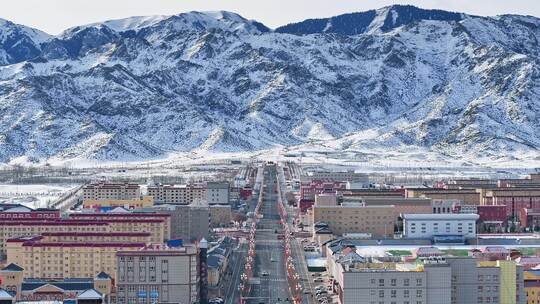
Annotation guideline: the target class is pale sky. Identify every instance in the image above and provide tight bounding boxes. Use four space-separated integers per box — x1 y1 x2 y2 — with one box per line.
2 0 539 35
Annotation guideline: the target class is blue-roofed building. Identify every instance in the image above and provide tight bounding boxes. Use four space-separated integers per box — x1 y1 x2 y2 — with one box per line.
0 263 112 303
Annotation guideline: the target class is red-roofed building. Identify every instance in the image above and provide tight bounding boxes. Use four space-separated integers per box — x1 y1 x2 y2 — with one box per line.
6 233 147 280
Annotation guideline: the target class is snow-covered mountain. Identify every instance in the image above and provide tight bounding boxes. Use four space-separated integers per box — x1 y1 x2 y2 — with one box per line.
0 5 539 164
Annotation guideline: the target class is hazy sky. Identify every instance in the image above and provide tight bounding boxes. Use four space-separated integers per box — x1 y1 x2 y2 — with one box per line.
2 0 539 34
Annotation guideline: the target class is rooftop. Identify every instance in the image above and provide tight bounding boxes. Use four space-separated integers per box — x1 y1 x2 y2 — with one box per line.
402 213 479 220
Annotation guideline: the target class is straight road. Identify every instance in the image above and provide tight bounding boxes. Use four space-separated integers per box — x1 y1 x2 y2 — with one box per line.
277 164 315 304
246 165 292 303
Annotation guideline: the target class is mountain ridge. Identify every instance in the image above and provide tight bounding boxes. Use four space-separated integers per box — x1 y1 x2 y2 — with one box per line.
0 5 538 164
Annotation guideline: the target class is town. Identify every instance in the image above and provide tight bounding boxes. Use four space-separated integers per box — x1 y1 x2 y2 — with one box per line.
0 161 538 304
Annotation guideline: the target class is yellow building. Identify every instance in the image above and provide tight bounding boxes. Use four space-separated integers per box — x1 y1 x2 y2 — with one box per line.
83 196 154 210
311 205 395 237
69 213 171 243
525 270 540 304
0 213 170 257
6 234 146 280
478 260 525 304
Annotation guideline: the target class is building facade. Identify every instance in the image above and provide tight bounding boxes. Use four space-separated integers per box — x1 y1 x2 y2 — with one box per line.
148 184 206 205
206 182 230 205
311 205 395 237
116 245 199 304
83 196 154 210
154 204 210 242
402 214 479 239
6 235 145 280
406 188 481 205
83 183 141 201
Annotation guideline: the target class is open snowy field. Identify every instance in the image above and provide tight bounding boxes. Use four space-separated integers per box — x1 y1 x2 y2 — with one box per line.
0 184 78 209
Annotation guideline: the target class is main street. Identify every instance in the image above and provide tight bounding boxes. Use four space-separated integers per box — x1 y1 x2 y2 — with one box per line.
277 165 316 304
246 164 292 303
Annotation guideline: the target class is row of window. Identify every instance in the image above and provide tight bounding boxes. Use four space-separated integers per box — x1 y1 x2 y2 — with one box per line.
370 278 423 287
370 289 423 298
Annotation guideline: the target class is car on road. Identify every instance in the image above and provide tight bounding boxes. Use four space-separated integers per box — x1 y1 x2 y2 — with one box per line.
311 273 321 277
261 271 269 276
314 277 324 283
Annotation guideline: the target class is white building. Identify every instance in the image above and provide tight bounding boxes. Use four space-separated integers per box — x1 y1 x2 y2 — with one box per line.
206 182 230 205
302 171 369 184
402 213 479 239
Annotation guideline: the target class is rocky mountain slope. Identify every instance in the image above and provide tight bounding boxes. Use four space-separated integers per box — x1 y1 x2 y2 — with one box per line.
0 5 539 163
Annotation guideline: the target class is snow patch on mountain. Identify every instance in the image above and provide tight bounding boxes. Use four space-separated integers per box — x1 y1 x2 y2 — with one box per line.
0 6 538 165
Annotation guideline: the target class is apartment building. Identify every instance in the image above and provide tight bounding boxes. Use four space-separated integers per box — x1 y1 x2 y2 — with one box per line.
0 220 108 257
334 259 451 304
326 245 525 304
69 212 171 242
448 257 526 304
406 188 481 205
148 184 206 205
83 196 154 210
0 204 59 220
301 171 369 183
311 205 395 237
82 182 140 201
6 235 146 280
402 214 479 239
479 188 540 220
524 270 540 304
360 197 433 218
206 182 230 205
116 244 199 304
0 213 170 257
154 204 210 242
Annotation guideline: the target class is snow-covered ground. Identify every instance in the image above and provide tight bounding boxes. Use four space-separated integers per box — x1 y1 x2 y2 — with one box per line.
0 184 78 209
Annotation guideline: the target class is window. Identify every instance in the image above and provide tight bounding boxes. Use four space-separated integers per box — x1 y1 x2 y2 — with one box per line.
404 279 410 286
416 290 422 297
379 290 384 298
416 278 422 286
379 279 384 287
391 279 396 286
404 290 410 298
391 290 397 298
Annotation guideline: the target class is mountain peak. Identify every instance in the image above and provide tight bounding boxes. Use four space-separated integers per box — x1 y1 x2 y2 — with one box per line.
166 10 270 34
276 5 464 35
